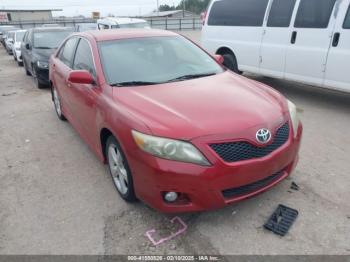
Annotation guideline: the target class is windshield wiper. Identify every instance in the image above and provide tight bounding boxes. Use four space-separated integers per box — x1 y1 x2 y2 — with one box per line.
111 81 160 87
35 47 52 49
166 72 217 83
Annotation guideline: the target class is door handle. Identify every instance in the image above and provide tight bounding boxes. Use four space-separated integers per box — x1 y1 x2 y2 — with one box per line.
291 31 297 44
332 32 340 47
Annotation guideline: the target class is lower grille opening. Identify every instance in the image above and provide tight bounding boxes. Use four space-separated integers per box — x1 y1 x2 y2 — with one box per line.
222 170 285 199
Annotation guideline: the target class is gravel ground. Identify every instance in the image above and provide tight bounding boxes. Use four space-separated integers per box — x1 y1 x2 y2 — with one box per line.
0 33 349 255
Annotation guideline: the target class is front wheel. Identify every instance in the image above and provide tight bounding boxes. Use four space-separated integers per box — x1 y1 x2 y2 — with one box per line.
106 136 137 202
222 53 241 74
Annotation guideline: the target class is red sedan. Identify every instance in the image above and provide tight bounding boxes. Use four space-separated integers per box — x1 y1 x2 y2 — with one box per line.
49 29 302 213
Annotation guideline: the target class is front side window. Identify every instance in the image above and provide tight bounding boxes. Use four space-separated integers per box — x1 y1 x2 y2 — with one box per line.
267 0 296 27
344 5 350 29
208 0 269 27
98 36 224 86
58 37 78 67
33 30 73 49
73 39 96 77
294 0 337 28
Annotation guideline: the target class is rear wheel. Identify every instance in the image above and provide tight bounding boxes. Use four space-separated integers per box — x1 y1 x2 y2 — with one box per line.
52 86 66 121
106 136 136 202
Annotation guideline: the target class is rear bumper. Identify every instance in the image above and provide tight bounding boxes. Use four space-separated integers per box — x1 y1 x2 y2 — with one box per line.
127 123 303 213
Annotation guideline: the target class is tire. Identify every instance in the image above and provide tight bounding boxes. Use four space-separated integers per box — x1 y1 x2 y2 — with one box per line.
106 136 137 202
222 53 241 74
52 86 66 121
18 61 23 67
24 61 31 76
14 55 17 61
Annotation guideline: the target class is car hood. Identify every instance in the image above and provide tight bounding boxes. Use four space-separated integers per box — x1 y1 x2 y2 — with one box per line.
33 48 56 62
113 72 288 140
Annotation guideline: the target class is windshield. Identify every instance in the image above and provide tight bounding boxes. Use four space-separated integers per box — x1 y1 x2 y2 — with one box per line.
16 31 26 42
99 36 224 86
33 30 73 49
118 22 149 28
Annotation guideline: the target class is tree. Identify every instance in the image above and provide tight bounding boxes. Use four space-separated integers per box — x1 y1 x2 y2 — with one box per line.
176 0 211 14
159 4 176 12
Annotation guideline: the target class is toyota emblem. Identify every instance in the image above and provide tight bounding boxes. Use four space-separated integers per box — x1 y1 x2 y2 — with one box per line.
256 128 271 144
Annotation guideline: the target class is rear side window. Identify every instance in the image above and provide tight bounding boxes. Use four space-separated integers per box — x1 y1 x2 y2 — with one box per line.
73 39 96 78
344 6 350 29
267 0 296 27
294 0 336 28
208 0 269 27
58 37 78 67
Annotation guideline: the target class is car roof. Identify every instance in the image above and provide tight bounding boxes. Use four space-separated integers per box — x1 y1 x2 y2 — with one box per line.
98 17 147 24
82 29 178 42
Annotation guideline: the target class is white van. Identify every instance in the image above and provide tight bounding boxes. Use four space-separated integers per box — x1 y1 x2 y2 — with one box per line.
202 0 350 93
97 17 150 30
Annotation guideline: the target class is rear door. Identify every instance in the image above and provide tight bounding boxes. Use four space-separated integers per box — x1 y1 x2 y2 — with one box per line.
284 0 337 86
324 0 350 92
260 0 297 78
53 37 79 118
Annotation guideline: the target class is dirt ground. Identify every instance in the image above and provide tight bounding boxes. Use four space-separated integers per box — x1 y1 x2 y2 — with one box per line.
0 32 349 255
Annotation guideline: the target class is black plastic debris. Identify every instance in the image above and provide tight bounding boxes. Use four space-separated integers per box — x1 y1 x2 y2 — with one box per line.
290 181 299 191
264 205 298 236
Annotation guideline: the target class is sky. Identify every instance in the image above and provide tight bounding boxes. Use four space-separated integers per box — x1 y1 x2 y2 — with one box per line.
0 0 183 17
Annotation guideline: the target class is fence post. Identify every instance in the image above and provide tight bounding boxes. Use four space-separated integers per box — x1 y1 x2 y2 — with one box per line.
179 18 182 31
165 18 167 30
193 18 195 30
150 19 153 27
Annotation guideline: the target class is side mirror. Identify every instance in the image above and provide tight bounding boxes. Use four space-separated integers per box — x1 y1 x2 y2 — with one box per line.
214 54 224 65
25 43 31 50
68 70 95 85
9 39 14 43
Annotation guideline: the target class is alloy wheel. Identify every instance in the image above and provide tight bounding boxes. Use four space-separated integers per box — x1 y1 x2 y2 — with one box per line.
108 143 129 195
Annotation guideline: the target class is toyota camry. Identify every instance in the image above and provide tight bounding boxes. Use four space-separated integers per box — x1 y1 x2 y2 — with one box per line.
49 29 302 212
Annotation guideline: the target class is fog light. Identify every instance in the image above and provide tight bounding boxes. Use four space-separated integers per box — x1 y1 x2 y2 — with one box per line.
164 192 178 202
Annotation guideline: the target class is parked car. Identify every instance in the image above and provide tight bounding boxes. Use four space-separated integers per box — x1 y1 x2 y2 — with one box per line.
4 31 15 54
21 27 74 89
97 17 150 29
42 24 61 28
75 23 98 32
0 26 18 46
12 29 27 66
202 0 350 93
49 29 302 213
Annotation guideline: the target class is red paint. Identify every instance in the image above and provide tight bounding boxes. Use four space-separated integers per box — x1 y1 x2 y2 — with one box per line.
50 30 302 213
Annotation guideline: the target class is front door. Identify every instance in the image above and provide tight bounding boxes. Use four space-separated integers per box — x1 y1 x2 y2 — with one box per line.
69 38 101 149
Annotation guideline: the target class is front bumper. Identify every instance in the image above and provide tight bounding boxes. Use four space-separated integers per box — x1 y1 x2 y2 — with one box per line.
34 66 49 85
127 123 303 213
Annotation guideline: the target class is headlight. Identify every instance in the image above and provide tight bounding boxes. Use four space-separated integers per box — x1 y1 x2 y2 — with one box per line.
287 100 300 138
132 130 210 166
37 61 49 69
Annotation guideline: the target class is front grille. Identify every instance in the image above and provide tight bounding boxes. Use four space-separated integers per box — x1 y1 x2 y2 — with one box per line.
222 170 285 199
210 122 290 163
